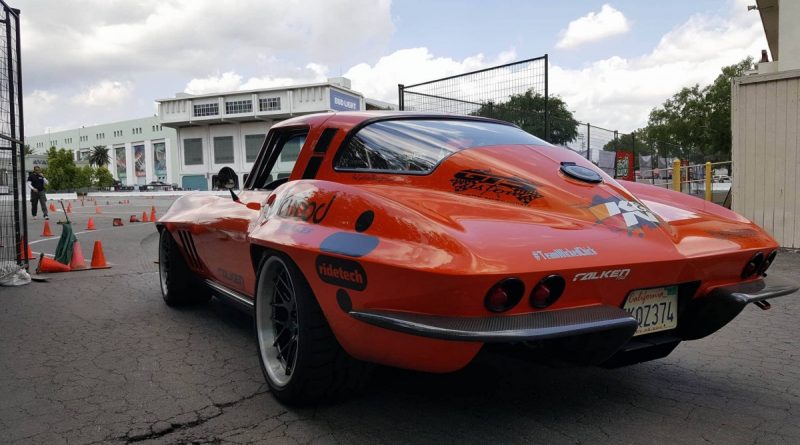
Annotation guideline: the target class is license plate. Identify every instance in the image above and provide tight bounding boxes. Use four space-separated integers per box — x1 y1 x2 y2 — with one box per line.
623 286 678 336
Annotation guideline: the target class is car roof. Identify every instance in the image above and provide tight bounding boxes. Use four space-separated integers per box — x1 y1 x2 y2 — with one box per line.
271 111 515 130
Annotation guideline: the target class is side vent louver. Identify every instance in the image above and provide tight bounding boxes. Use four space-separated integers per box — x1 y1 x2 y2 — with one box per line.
177 230 202 269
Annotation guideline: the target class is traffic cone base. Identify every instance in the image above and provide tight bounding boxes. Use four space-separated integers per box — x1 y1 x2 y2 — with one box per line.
90 240 111 269
86 218 96 230
130 215 139 223
41 220 54 237
70 241 87 270
37 253 71 273
113 218 124 226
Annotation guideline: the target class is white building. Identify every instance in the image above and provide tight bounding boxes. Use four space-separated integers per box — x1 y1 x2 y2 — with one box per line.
157 77 364 190
732 0 800 248
25 116 179 187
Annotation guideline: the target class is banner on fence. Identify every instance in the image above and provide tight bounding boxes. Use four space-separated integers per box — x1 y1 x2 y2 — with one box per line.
615 151 634 180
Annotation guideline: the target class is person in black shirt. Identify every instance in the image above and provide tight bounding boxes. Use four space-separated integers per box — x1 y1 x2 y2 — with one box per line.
27 166 49 220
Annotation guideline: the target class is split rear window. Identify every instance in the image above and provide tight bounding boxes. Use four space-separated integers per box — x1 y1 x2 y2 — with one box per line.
335 119 546 174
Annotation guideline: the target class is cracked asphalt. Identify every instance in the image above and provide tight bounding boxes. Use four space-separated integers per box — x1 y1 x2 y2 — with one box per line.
1 196 800 444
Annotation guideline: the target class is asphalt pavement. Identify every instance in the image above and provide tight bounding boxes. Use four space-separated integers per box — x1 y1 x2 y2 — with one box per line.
1 195 799 444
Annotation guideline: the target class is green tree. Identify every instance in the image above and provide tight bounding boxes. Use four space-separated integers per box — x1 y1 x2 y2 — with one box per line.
474 91 579 145
601 130 658 168
95 167 115 187
24 144 34 155
644 58 754 162
89 145 110 167
75 165 95 189
45 147 79 191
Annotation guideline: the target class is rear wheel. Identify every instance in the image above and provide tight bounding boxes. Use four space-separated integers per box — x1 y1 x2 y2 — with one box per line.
255 254 370 405
158 229 210 306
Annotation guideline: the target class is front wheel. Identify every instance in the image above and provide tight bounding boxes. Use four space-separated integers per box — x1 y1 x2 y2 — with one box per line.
158 229 210 306
255 254 370 405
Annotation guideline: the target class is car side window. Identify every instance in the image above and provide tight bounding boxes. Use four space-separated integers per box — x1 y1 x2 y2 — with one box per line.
253 133 307 190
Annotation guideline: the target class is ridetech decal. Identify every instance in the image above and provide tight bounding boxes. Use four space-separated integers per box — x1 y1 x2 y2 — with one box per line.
587 195 659 236
316 255 367 291
532 246 597 261
573 269 631 282
277 192 335 224
450 169 541 206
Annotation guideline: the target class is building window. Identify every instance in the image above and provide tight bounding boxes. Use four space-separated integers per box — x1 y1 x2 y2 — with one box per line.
259 97 281 111
213 136 234 164
193 103 219 117
183 138 203 165
244 134 265 163
225 100 252 114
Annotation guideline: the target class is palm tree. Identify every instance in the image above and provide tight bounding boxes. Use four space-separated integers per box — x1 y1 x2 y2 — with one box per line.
89 145 111 167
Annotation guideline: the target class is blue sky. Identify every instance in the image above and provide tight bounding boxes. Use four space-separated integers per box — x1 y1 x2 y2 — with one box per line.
18 0 766 137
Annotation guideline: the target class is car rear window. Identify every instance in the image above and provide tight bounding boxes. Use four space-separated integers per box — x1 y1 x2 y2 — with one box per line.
335 119 547 173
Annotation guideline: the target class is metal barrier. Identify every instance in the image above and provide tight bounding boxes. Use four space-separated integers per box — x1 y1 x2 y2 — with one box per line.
641 161 732 205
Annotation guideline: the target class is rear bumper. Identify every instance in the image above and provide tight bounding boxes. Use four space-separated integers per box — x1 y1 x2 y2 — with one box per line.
677 275 799 340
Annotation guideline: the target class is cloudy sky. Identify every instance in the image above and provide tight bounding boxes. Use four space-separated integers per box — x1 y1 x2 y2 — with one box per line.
18 0 767 138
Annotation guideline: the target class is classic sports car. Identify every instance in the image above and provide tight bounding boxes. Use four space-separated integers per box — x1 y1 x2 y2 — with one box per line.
156 111 798 405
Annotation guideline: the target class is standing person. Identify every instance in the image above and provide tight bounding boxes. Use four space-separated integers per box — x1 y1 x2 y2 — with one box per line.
27 166 49 220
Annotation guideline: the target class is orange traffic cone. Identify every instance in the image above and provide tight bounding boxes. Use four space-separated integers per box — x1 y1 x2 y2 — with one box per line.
142 211 149 222
66 203 72 214
150 208 156 222
95 206 101 214
41 220 54 237
70 241 87 269
20 242 35 260
37 253 71 273
130 215 139 223
49 203 56 212
86 218 96 230
90 240 111 269
113 218 123 226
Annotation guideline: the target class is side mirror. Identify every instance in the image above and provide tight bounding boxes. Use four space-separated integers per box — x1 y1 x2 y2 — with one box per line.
246 202 261 211
216 167 237 190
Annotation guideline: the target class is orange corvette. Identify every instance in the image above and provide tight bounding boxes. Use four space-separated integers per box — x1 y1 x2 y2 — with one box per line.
156 112 798 405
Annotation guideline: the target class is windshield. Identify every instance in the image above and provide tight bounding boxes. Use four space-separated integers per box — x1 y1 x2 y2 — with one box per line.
335 119 548 174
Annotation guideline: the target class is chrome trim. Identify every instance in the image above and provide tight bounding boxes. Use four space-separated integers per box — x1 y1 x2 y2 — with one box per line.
349 305 638 343
204 279 254 309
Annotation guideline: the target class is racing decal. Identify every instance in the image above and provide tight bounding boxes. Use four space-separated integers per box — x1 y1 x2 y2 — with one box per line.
450 169 541 206
319 209 380 258
587 195 659 237
277 193 336 224
217 268 244 287
316 255 367 291
532 246 597 261
573 268 630 282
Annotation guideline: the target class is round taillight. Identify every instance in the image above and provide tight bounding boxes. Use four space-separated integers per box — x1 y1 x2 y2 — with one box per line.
530 275 566 309
758 250 777 276
741 252 764 279
484 278 525 313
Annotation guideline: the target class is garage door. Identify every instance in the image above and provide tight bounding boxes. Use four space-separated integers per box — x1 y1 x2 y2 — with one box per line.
181 175 208 191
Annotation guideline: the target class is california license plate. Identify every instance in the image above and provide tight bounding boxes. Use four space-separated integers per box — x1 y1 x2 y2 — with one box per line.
623 286 678 336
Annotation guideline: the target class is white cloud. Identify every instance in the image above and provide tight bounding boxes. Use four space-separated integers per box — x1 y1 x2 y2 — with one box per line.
184 63 329 94
73 80 134 106
556 4 630 49
551 0 766 131
343 47 518 103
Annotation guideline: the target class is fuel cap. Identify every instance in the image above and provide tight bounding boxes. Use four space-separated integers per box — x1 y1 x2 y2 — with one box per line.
560 162 603 183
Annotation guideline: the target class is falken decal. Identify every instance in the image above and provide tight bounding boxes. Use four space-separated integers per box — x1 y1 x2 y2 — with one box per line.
450 169 541 206
573 269 630 282
587 195 659 237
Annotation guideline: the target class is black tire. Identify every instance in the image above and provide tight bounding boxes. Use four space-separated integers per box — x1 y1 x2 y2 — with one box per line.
254 253 371 406
158 229 211 306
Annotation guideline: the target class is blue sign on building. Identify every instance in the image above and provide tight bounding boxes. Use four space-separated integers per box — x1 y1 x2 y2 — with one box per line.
330 89 361 112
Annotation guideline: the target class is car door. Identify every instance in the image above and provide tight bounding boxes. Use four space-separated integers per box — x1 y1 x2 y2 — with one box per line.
200 128 309 297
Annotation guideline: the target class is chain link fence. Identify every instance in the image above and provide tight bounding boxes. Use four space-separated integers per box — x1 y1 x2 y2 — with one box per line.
398 55 719 189
0 2 26 280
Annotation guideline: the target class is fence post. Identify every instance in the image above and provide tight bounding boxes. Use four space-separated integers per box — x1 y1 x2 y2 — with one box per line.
586 123 591 161
672 159 681 192
632 132 637 180
397 84 405 111
613 130 618 177
544 54 550 143
705 161 712 201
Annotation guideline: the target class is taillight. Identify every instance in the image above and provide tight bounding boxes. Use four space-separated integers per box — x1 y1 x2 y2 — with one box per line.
530 275 566 309
741 252 764 279
484 278 525 313
758 250 777 276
